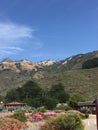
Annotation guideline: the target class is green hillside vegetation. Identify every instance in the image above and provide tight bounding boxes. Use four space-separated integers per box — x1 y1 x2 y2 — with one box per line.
0 50 98 102
82 57 98 69
5 81 70 109
0 70 31 94
35 67 98 100
57 50 98 70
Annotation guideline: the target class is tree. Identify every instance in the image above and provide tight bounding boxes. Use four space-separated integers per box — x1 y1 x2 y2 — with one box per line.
0 95 5 103
82 58 98 69
68 94 84 109
43 97 58 110
57 91 69 103
5 89 19 103
49 83 69 103
21 80 42 99
5 80 42 106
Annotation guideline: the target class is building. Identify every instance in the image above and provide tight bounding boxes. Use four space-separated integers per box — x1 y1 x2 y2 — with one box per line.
0 102 4 111
5 101 27 111
77 101 96 114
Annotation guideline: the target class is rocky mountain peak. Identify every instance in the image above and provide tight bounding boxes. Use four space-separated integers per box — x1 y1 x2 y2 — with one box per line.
38 60 56 66
2 58 13 63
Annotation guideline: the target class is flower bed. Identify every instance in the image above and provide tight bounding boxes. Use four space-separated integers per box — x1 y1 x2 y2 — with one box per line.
27 113 43 122
32 113 43 121
40 112 84 130
43 111 56 116
0 117 27 130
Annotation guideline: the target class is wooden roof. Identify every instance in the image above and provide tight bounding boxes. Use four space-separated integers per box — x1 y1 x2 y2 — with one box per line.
0 103 4 107
78 101 95 106
6 101 26 105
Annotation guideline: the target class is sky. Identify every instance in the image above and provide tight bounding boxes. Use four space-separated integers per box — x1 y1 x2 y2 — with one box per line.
0 0 98 62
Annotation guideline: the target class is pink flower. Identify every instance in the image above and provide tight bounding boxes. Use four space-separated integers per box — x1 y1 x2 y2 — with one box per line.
32 113 43 120
43 111 56 116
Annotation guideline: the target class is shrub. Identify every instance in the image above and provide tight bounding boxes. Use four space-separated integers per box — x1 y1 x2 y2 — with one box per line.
27 112 43 122
82 58 98 69
43 97 58 110
40 113 84 130
32 113 43 121
0 117 27 130
85 113 89 118
27 109 33 113
56 104 72 111
56 104 66 110
40 121 60 130
36 106 46 113
11 110 27 122
79 113 89 119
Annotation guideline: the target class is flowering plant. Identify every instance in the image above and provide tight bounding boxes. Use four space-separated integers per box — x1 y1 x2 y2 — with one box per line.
43 111 56 116
32 113 43 121
0 117 27 130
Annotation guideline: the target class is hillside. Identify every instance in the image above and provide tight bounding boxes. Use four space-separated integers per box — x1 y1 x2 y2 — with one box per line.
35 67 98 100
0 50 98 100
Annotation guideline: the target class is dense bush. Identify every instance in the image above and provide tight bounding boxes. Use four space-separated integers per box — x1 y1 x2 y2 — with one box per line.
40 113 84 130
79 113 89 119
43 97 58 110
11 110 27 122
35 106 46 113
82 58 98 69
68 94 84 109
56 104 72 111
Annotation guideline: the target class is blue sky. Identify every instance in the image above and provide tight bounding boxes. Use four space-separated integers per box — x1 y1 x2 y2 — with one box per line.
0 0 98 62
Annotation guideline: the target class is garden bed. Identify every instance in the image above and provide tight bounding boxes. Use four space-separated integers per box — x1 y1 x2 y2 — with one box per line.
0 117 27 130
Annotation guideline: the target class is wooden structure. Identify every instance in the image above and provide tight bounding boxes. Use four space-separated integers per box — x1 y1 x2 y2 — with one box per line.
77 101 96 114
0 102 4 111
5 101 27 111
5 101 26 106
93 99 98 130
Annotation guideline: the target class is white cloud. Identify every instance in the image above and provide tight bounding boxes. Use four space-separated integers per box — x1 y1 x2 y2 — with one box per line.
0 21 43 59
0 22 33 41
0 46 24 51
0 46 24 56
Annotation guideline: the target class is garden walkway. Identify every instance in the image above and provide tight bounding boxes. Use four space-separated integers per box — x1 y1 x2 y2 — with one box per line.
83 114 97 130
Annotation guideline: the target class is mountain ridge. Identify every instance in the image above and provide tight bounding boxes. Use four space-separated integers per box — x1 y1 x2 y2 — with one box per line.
0 50 98 100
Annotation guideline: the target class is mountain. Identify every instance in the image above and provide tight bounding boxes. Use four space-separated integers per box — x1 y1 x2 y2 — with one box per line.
0 50 98 100
0 58 56 72
0 59 56 93
52 50 98 71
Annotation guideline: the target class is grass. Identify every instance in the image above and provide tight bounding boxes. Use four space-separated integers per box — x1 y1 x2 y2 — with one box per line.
0 112 13 117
